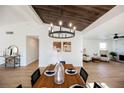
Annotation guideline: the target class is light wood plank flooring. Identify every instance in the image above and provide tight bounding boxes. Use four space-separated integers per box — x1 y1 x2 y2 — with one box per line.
0 61 124 88
83 61 124 88
0 61 45 88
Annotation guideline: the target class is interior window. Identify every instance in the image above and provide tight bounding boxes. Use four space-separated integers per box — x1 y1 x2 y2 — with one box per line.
99 42 107 50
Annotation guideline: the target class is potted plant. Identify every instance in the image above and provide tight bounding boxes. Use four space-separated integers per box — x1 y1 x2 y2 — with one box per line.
109 51 117 61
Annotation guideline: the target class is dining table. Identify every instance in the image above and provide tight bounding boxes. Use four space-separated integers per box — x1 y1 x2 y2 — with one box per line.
33 64 85 88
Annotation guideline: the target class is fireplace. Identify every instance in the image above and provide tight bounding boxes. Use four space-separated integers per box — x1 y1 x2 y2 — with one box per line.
119 55 124 61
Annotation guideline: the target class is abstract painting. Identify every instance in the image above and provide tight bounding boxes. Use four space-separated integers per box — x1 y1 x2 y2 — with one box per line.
63 42 71 52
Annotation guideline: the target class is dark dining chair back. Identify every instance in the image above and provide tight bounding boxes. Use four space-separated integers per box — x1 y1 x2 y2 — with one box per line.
31 68 41 87
80 67 88 83
60 61 66 64
93 82 102 88
16 84 22 88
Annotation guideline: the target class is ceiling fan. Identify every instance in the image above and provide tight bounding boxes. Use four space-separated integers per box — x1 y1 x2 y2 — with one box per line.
113 34 124 39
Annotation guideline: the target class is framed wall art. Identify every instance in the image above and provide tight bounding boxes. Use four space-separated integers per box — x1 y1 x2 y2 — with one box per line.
53 42 61 52
63 42 71 52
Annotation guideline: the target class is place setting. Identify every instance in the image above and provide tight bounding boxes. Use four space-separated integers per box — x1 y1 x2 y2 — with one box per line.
44 69 55 76
69 84 85 88
44 64 55 76
65 68 77 75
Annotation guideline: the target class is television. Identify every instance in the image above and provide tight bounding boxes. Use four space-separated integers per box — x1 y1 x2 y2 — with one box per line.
119 55 124 61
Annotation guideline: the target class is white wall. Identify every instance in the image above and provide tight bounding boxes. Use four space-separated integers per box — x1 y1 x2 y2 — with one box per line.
83 39 112 57
0 23 83 67
83 39 100 56
112 39 124 62
0 6 83 67
113 39 124 55
0 22 42 66
26 36 39 65
39 24 83 67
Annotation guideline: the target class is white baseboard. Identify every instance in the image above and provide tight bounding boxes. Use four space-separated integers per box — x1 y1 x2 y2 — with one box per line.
27 59 38 66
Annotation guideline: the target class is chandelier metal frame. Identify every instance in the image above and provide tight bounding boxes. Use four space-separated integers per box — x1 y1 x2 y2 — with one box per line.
48 22 76 39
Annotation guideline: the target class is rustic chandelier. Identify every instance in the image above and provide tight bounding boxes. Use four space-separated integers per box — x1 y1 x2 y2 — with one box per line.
48 6 76 39
48 21 76 39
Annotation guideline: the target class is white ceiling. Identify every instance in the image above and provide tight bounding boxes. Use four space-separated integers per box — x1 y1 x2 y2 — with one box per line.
82 5 124 40
0 5 42 28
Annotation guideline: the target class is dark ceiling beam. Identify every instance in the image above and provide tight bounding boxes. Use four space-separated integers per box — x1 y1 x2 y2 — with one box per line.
91 5 115 11
35 8 93 23
32 5 115 31
33 5 98 20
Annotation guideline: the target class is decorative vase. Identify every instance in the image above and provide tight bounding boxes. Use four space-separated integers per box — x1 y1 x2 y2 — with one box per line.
54 62 64 84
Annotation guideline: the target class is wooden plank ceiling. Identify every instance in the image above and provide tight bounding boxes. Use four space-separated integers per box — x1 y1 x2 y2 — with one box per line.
32 5 115 31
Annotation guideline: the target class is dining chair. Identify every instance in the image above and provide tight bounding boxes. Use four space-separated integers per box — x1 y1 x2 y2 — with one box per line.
60 61 66 64
80 67 88 83
16 84 22 88
93 82 102 88
31 68 41 87
86 81 110 88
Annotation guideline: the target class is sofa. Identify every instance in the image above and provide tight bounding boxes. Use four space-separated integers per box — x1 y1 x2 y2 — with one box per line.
99 50 109 62
83 54 92 62
100 54 109 62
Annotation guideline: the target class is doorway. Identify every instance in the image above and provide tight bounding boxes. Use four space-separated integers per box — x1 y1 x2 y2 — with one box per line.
26 36 39 66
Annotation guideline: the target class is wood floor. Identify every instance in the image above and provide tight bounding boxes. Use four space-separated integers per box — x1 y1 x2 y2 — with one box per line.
84 61 124 88
0 61 45 88
0 61 124 88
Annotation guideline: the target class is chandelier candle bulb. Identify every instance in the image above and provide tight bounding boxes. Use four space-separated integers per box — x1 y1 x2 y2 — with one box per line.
48 21 75 39
59 21 62 31
73 26 76 30
50 23 53 31
73 26 76 33
69 23 72 28
59 21 62 26
50 23 53 27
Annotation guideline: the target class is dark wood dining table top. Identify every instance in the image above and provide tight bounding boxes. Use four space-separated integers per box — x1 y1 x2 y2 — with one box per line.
33 64 85 88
